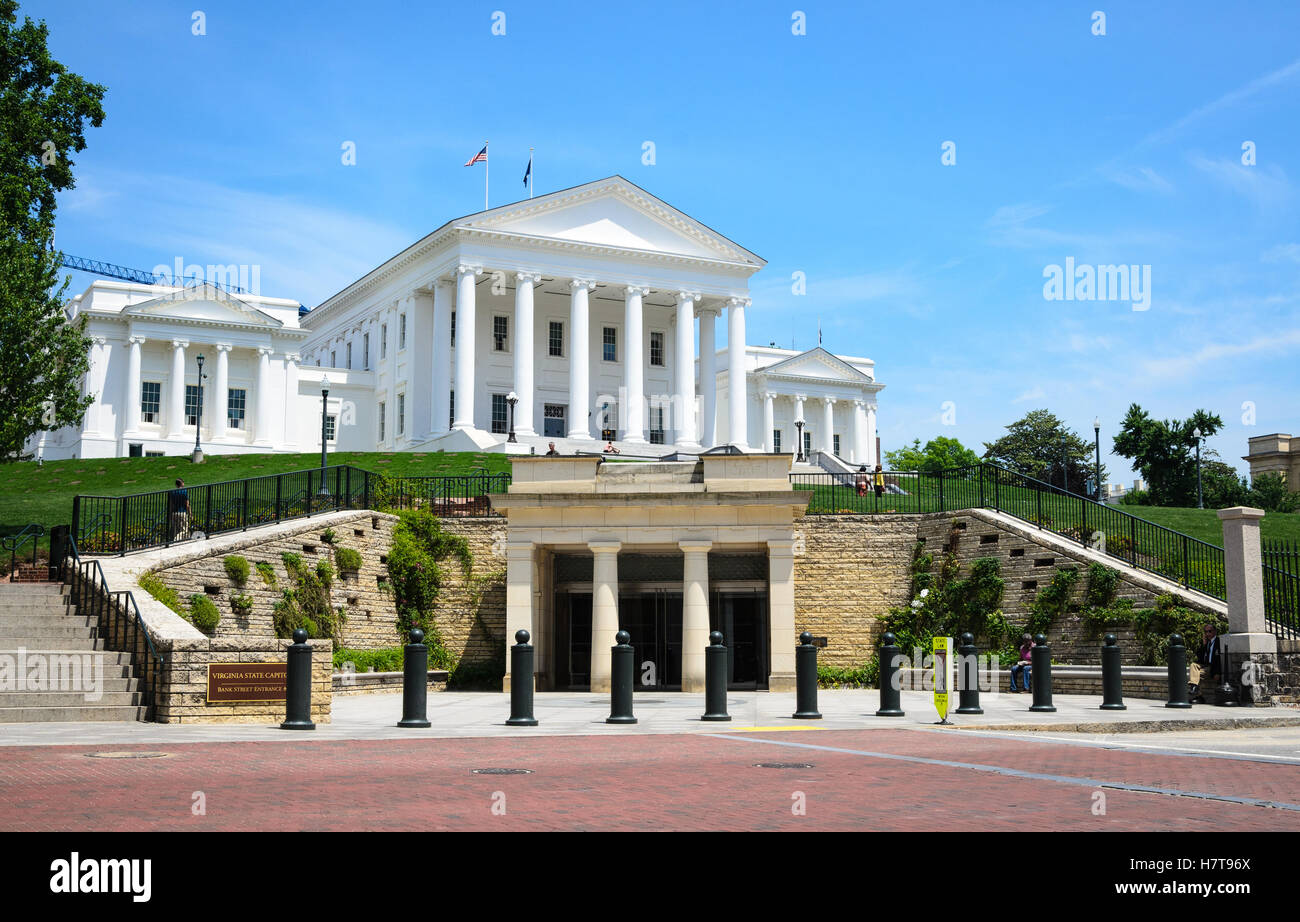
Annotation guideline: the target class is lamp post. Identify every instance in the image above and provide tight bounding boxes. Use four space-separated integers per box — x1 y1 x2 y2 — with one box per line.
1193 426 1204 509
506 391 518 443
1093 416 1102 502
1060 435 1068 492
795 418 805 462
191 353 206 463
318 375 332 497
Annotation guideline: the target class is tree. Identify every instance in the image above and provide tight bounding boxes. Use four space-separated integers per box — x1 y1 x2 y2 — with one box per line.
0 0 105 459
1111 404 1223 506
885 436 980 472
1200 455 1250 510
982 409 1105 495
1248 473 1299 514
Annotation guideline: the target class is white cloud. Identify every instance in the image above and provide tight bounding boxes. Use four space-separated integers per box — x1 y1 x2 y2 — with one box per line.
1140 328 1300 379
1262 243 1300 264
1189 155 1293 207
1137 57 1300 150
1102 166 1174 195
1012 385 1046 403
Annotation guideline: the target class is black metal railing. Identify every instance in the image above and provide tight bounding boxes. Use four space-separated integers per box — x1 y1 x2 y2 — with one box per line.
793 463 1228 603
2 524 44 580
71 466 508 556
63 536 164 718
1262 538 1299 641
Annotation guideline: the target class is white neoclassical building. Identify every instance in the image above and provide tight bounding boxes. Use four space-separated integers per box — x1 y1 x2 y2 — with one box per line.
37 177 882 464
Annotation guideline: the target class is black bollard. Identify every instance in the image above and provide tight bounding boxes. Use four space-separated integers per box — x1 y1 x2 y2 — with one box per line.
506 629 539 726
702 631 731 722
792 631 822 719
956 632 983 715
397 628 431 728
1029 633 1055 712
280 627 316 730
607 630 637 724
1100 633 1126 711
876 631 905 717
1166 633 1192 708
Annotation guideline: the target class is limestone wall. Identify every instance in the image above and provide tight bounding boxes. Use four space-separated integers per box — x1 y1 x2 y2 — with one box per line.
427 519 508 666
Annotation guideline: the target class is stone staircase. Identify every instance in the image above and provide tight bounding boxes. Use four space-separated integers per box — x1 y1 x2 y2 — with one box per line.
0 581 148 722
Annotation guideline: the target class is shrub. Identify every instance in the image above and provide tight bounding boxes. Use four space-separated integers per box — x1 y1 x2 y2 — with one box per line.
334 546 363 572
818 661 879 689
1085 562 1120 608
223 555 250 586
230 593 253 616
272 553 342 646
1027 567 1079 637
387 509 472 638
255 561 276 587
320 527 337 545
333 646 405 673
189 594 221 633
138 572 187 620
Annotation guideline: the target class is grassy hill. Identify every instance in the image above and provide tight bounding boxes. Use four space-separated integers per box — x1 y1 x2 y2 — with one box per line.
0 451 510 539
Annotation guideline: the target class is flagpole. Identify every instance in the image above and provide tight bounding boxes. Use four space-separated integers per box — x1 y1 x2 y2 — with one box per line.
529 148 534 199
484 140 489 211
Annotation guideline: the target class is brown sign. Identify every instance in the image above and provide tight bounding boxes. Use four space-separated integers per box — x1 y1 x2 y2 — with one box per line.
207 663 287 703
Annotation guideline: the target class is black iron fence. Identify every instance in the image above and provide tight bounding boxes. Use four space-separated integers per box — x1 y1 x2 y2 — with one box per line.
1263 538 1299 641
793 464 1228 603
71 466 508 555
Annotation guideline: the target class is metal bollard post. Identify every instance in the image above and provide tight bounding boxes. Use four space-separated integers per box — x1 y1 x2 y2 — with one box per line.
280 628 316 730
607 630 637 724
1100 633 1126 711
792 631 822 719
876 631 905 717
702 631 731 722
1029 633 1056 713
397 628 431 728
506 629 539 726
956 632 983 715
1166 633 1192 708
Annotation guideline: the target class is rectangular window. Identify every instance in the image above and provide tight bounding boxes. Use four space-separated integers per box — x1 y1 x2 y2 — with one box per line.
603 327 617 363
378 401 386 442
803 431 812 456
399 313 407 350
325 415 337 443
449 390 455 428
650 331 665 366
184 385 201 426
363 333 370 369
128 443 142 458
833 434 841 457
227 388 246 429
493 315 508 352
140 382 161 423
491 393 508 434
549 321 564 357
330 350 337 367
451 311 456 347
773 429 782 453
145 450 165 458
346 343 353 370
397 393 405 435
543 403 566 438
649 406 665 445
380 323 387 359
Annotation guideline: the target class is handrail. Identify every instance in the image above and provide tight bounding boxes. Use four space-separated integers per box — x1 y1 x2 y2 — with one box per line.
2 523 45 580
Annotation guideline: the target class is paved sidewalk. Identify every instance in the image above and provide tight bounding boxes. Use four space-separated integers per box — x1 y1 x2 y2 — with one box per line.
3 689 1297 747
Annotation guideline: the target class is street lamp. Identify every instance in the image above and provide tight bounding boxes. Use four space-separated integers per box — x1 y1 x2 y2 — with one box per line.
1060 435 1068 493
1093 416 1102 502
318 375 332 497
1193 426 1204 509
795 418 805 462
506 391 518 443
191 353 206 463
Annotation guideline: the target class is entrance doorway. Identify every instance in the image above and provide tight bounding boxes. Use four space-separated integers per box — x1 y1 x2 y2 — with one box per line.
712 588 769 689
618 589 682 690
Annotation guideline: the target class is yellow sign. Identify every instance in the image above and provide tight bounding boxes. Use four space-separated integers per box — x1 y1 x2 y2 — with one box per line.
933 636 954 722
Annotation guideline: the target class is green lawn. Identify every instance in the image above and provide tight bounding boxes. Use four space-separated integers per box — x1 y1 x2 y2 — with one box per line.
1114 504 1300 547
0 450 510 539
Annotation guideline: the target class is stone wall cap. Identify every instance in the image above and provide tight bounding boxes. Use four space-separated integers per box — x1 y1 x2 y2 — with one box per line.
1216 506 1266 521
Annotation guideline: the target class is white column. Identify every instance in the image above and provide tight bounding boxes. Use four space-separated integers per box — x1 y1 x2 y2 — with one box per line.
763 392 775 453
167 339 188 439
588 541 621 692
568 279 595 440
83 337 107 436
851 400 865 465
623 285 649 444
254 347 273 445
698 306 717 447
767 539 798 692
680 540 712 692
866 402 878 466
432 281 453 435
453 265 481 430
514 272 540 438
123 336 144 435
282 353 299 448
504 542 535 693
674 291 700 449
727 298 750 450
213 344 231 440
821 397 835 454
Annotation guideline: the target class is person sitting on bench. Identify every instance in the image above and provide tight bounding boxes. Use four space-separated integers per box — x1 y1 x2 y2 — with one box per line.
1188 624 1222 703
1009 633 1034 693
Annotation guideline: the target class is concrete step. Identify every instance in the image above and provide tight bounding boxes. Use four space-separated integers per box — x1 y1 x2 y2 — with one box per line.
0 690 143 708
0 599 73 611
0 615 96 631
0 624 97 640
0 585 68 598
0 637 102 650
0 649 137 666
0 705 148 723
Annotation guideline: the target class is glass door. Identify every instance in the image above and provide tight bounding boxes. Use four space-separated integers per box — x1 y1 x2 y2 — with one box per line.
712 589 769 690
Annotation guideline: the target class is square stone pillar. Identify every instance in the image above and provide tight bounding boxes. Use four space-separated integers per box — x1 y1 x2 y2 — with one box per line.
588 541 621 692
767 538 797 691
502 542 535 693
680 540 712 692
1218 506 1277 703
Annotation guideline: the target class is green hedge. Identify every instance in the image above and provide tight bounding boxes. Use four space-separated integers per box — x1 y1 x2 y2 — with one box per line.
189 594 221 633
223 555 250 586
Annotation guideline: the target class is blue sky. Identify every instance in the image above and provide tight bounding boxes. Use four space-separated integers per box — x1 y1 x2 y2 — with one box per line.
34 0 1300 480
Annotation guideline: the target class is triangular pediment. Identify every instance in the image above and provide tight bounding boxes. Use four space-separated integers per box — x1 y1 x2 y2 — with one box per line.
458 177 764 266
758 347 873 383
123 284 283 328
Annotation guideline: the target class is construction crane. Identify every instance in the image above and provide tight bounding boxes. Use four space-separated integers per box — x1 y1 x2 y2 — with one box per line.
59 253 250 294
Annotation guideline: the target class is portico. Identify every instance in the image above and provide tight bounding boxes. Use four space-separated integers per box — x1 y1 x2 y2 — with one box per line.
491 454 811 694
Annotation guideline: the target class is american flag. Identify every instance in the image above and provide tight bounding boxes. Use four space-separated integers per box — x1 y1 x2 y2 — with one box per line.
464 145 487 167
